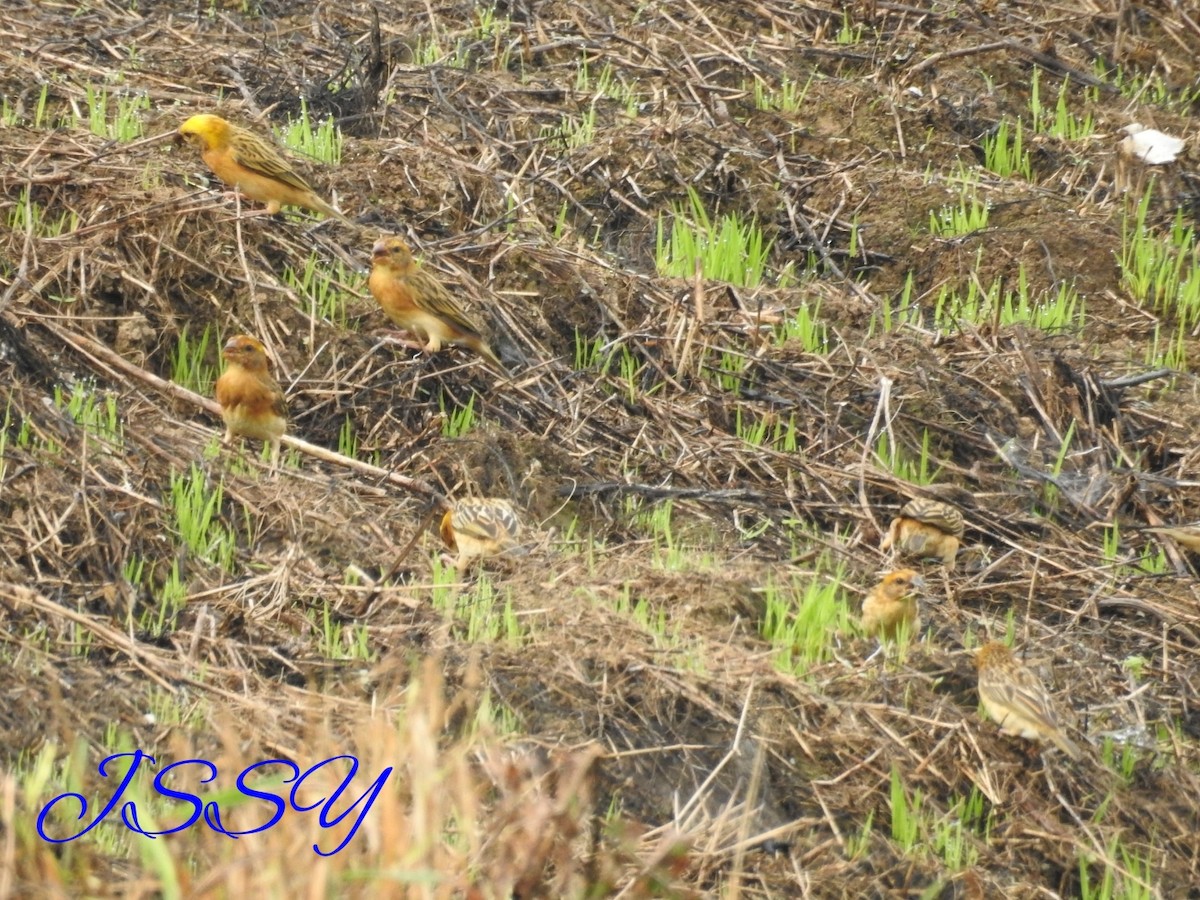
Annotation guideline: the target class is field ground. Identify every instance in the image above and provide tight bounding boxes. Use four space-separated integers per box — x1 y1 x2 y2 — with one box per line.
2 0 1200 896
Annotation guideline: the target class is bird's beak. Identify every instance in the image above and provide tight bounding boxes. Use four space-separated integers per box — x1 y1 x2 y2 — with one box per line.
912 574 927 591
371 240 388 259
223 337 241 352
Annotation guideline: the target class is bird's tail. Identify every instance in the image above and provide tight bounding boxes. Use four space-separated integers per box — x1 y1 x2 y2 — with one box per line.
469 337 507 373
1054 731 1083 761
313 195 352 224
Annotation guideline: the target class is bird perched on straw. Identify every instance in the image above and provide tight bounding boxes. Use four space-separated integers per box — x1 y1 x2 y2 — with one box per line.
880 498 964 567
368 236 505 370
214 334 286 471
974 641 1082 760
178 113 349 221
861 569 925 642
440 498 528 573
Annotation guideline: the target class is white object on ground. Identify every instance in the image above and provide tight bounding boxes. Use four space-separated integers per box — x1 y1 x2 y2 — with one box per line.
1119 123 1185 165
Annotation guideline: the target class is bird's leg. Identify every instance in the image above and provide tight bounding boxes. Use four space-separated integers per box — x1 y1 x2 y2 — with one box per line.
938 566 955 607
378 332 429 354
220 190 273 216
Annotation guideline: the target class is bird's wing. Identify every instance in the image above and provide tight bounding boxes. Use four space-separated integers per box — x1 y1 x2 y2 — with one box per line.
902 499 964 536
407 270 486 338
267 375 288 420
453 502 520 544
228 133 315 194
1145 526 1200 553
982 668 1059 730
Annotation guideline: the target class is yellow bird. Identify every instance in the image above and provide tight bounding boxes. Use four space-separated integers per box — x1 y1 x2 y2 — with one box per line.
440 499 527 573
1143 525 1200 555
861 569 925 641
975 641 1082 760
368 236 504 370
214 334 287 471
880 498 965 567
178 113 348 221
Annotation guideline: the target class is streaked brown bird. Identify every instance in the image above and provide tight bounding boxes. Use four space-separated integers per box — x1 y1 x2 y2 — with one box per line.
214 334 286 471
368 236 504 370
975 641 1082 760
440 498 527 573
861 569 925 641
1142 525 1200 555
881 498 965 567
178 113 348 221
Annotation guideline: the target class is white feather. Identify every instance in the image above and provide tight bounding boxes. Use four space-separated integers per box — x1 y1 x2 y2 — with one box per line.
1119 123 1185 165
